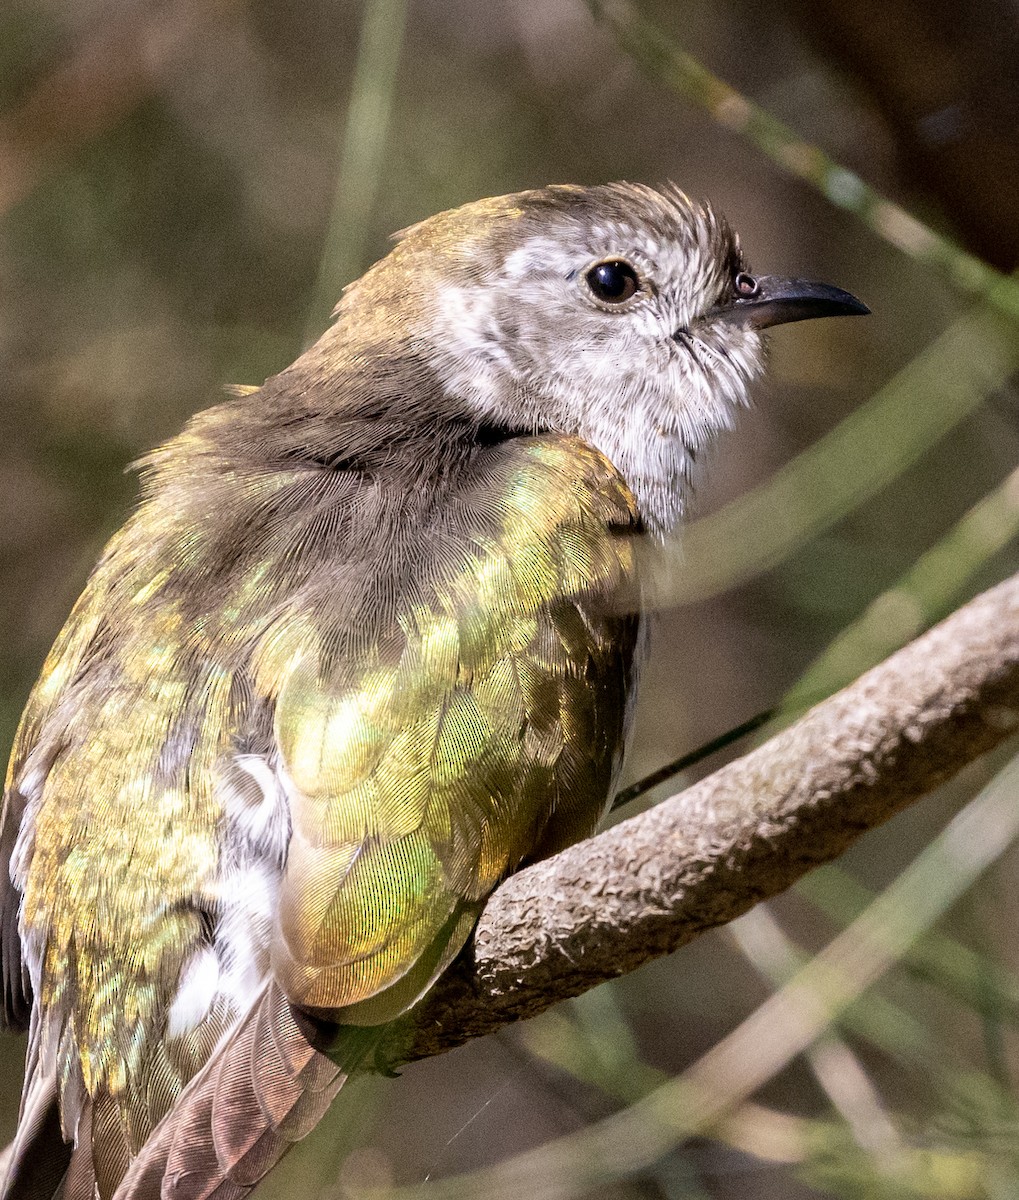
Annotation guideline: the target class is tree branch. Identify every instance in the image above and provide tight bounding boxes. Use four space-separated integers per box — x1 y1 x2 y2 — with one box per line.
405 570 1019 1061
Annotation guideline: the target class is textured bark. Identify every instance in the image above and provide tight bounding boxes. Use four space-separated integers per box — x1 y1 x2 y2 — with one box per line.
405 570 1019 1061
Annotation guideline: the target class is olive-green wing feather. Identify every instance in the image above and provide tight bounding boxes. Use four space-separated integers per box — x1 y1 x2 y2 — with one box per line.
266 434 640 1021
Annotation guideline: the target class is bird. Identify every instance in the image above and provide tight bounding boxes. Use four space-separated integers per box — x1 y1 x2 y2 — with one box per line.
0 182 867 1200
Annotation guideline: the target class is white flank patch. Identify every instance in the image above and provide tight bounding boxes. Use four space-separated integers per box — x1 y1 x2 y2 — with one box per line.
214 861 278 1009
187 753 293 1021
228 753 291 859
167 946 221 1037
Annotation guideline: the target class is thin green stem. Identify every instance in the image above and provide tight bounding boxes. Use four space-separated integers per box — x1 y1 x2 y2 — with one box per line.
787 462 1019 709
303 0 409 345
586 0 1019 321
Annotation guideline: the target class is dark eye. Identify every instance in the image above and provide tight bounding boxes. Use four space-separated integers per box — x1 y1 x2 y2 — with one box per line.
585 260 640 304
734 271 760 298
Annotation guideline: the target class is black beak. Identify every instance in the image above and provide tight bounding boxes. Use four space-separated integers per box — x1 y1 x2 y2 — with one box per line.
716 274 870 330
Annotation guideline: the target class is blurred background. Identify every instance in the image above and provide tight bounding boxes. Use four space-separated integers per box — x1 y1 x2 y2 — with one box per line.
2 0 1019 1196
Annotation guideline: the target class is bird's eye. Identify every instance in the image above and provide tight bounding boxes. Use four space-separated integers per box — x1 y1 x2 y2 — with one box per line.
734 271 760 298
585 260 640 304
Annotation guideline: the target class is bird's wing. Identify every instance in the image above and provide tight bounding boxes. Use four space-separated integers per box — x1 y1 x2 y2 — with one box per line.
0 783 32 1030
266 433 640 1021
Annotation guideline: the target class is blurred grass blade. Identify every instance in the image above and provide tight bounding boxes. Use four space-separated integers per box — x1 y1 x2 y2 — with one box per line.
730 902 953 1084
519 998 811 1165
365 753 1019 1200
731 908 904 1163
800 867 1019 1031
586 0 1019 320
787 462 1019 709
303 0 409 343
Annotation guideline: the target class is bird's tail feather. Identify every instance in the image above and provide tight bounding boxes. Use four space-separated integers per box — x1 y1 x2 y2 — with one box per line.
0 1072 72 1200
113 982 357 1200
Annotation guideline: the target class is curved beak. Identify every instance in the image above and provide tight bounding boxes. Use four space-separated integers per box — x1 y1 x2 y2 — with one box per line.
716 275 870 330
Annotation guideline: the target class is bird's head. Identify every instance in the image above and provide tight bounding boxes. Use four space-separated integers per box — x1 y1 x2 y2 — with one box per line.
324 182 868 533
